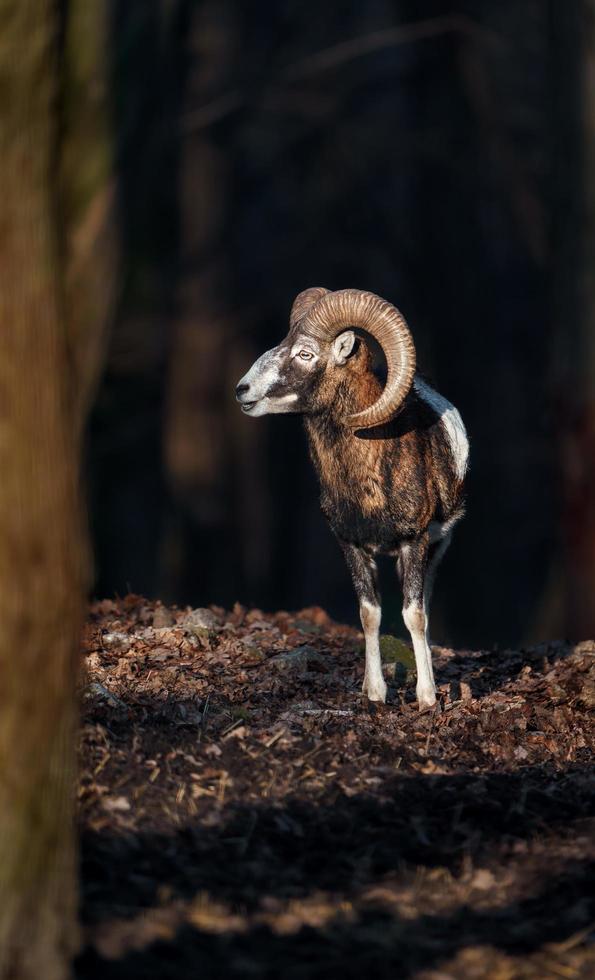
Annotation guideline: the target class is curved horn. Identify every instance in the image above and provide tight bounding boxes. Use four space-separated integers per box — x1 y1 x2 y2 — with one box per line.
302 288 416 429
290 286 330 328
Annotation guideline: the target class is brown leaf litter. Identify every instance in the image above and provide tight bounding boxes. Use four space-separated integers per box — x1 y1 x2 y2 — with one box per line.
76 596 595 979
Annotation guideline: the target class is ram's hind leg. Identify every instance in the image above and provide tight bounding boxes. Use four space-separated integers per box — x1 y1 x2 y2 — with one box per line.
423 531 452 648
341 543 387 703
398 537 436 710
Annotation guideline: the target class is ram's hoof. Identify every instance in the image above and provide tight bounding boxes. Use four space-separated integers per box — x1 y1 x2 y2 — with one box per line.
362 681 387 704
417 690 437 712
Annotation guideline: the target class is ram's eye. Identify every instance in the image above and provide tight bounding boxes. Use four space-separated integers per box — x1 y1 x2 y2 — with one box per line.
297 350 314 361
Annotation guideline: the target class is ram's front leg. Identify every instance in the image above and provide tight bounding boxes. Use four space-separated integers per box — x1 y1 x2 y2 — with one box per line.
398 536 436 709
341 542 387 703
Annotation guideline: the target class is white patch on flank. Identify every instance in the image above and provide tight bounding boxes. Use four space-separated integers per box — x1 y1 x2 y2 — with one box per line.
414 377 469 480
360 599 387 703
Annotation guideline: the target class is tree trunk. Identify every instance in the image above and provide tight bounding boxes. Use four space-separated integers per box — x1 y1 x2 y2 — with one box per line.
569 0 595 639
0 3 115 977
545 0 595 641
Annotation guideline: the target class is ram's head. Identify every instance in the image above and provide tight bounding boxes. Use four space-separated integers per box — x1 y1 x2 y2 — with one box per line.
235 287 416 429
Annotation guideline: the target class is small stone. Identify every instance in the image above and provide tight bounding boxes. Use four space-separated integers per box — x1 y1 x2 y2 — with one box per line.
173 702 203 725
460 680 473 700
102 796 131 812
292 618 322 635
379 635 415 666
101 631 131 652
153 605 175 628
470 868 496 891
138 605 154 625
241 641 265 662
269 646 328 673
85 652 103 672
183 608 221 631
282 700 319 715
84 682 127 710
379 635 415 686
147 647 171 663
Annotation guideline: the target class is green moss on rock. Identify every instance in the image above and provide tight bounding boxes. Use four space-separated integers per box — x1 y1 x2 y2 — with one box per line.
379 635 415 686
379 635 415 666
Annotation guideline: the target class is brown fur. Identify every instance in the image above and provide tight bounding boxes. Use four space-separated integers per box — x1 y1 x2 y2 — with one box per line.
236 305 466 706
405 605 426 632
360 603 378 630
304 341 464 551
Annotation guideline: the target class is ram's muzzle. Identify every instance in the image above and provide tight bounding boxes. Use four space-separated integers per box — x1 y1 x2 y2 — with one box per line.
235 345 299 416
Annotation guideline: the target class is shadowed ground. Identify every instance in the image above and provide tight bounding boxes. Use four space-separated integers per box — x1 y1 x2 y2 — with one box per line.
76 598 595 978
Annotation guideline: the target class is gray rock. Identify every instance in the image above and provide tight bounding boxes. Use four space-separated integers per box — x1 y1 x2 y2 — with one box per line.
147 646 171 663
84 681 127 710
183 608 221 631
292 618 322 635
269 646 329 673
280 700 352 724
101 631 132 653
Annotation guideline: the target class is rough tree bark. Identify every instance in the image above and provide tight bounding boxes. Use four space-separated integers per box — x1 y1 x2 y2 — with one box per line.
0 3 115 977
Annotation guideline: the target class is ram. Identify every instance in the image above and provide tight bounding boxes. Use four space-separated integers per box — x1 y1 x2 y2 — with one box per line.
236 288 468 709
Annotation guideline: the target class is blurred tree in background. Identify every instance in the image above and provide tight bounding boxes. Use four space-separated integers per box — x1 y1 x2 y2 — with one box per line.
549 0 595 643
86 1 594 647
1 2 594 972
4 3 595 975
0 2 115 976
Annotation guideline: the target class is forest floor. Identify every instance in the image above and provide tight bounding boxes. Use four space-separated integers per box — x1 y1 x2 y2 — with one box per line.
76 596 595 980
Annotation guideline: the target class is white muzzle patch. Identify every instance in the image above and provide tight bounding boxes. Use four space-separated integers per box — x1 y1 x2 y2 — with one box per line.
236 347 298 416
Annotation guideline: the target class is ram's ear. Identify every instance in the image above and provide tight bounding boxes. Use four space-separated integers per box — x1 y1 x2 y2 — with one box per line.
331 330 356 365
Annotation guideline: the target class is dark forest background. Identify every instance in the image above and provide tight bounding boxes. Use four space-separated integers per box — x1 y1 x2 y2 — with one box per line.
86 1 595 648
